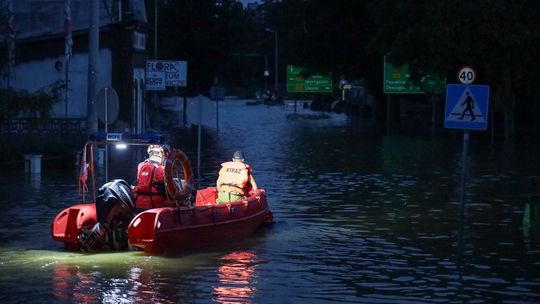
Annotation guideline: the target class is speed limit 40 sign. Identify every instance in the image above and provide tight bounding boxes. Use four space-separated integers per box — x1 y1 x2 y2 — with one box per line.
457 66 476 84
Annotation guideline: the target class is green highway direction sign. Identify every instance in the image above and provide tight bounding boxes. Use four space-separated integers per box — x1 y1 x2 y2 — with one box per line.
287 65 332 93
383 57 445 94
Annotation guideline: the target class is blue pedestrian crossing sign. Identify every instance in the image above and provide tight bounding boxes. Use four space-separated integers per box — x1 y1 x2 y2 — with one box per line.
444 84 490 130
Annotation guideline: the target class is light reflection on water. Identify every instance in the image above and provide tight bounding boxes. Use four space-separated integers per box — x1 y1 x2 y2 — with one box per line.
1 101 540 303
212 251 257 304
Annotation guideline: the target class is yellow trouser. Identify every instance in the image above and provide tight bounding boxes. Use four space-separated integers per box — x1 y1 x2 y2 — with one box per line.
216 190 244 204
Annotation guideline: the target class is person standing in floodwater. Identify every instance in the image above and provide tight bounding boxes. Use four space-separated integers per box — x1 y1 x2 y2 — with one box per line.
460 92 475 121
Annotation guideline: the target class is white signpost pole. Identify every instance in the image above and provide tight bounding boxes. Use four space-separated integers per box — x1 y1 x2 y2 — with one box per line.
197 95 202 182
104 87 108 182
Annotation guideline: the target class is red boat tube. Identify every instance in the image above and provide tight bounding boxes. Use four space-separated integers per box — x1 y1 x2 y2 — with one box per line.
51 204 97 251
128 187 274 254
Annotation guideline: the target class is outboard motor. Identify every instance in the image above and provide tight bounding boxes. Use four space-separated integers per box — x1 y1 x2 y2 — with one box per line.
78 179 136 252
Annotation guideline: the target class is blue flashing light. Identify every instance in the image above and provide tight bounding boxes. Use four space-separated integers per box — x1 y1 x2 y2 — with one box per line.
88 132 107 142
88 133 164 144
138 133 164 144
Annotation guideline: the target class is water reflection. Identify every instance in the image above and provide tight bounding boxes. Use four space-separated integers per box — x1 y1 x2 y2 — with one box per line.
48 250 260 304
125 265 177 304
51 258 180 303
523 197 540 243
52 264 98 303
2 101 540 302
213 251 257 304
25 173 42 190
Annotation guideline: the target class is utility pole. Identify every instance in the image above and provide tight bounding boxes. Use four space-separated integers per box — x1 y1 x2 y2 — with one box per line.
265 28 278 92
264 55 269 90
274 31 278 92
154 0 158 59
86 0 99 134
151 0 158 125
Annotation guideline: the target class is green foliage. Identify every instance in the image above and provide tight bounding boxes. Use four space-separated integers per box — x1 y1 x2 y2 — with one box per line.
368 0 540 103
365 0 540 136
0 81 65 120
0 6 9 70
148 0 256 93
142 0 540 134
262 0 374 79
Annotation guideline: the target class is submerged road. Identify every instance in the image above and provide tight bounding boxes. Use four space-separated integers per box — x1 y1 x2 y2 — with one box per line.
0 100 539 303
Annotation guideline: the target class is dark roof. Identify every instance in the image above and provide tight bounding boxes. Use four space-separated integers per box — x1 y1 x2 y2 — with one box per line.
12 0 147 41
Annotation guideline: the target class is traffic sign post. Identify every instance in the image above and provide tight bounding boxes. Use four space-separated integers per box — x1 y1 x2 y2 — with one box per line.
210 85 225 132
145 72 166 91
383 57 445 94
146 60 187 87
96 87 120 183
96 87 120 132
444 80 490 256
382 56 446 135
444 84 490 130
286 65 332 93
457 66 476 84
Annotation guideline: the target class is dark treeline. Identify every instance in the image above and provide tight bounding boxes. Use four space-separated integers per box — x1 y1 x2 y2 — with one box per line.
148 0 540 138
367 0 540 139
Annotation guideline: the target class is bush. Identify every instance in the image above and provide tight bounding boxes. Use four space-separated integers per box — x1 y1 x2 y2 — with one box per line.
0 80 64 119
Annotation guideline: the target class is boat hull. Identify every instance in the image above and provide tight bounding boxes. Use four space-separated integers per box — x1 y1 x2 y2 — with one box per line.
52 188 273 253
51 203 97 251
128 188 273 254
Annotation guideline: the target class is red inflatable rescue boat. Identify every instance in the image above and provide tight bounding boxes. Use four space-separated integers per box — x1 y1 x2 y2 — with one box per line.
128 187 273 254
51 133 273 254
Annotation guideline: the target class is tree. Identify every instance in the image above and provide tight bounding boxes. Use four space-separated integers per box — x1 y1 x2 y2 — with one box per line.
0 2 11 81
261 0 374 81
148 0 256 94
368 0 540 138
0 81 64 120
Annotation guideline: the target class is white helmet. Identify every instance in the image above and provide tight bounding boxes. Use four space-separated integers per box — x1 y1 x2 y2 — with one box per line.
147 145 164 164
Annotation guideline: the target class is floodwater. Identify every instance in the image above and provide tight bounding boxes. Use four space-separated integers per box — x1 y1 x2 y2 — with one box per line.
1 100 539 303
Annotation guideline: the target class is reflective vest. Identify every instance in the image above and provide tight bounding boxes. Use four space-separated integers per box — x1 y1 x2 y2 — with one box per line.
216 161 252 196
133 161 168 209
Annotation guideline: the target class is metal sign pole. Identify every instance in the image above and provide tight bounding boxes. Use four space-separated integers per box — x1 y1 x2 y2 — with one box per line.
175 86 179 126
444 67 489 292
216 98 219 133
386 94 390 136
458 130 469 250
197 95 202 181
65 59 69 118
457 129 469 300
104 87 108 183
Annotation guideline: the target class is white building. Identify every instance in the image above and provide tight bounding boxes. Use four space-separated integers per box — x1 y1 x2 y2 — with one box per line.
2 0 148 133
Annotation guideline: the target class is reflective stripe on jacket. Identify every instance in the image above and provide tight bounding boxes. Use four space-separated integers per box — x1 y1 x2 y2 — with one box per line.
216 161 252 196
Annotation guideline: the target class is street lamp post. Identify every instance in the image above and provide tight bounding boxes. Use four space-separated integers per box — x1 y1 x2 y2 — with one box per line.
265 28 278 92
264 55 269 90
154 0 158 59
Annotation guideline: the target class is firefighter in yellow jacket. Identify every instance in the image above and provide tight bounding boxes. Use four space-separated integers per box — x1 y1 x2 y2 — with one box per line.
216 151 257 203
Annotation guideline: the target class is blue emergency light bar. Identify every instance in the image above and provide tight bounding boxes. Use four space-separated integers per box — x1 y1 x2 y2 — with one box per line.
88 132 164 144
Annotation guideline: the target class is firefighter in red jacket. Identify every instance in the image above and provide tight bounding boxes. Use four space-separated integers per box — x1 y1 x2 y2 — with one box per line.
216 151 257 203
78 144 172 252
133 144 172 209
